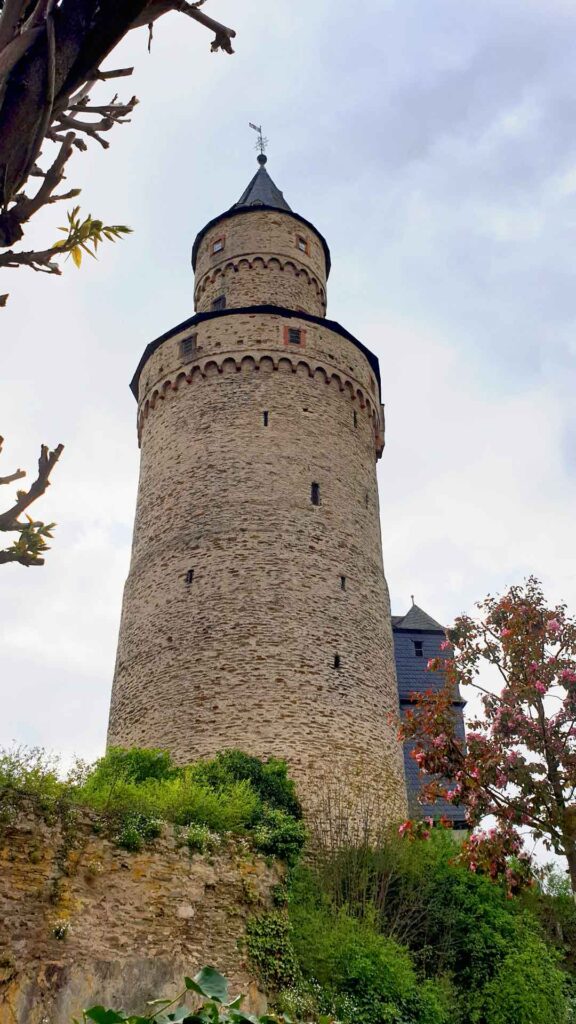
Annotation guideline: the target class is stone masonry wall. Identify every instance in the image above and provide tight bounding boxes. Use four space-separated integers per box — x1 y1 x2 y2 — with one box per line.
0 802 279 1024
194 210 327 317
108 308 407 820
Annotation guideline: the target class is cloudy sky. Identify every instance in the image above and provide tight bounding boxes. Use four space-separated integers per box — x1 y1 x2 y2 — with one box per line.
2 0 576 763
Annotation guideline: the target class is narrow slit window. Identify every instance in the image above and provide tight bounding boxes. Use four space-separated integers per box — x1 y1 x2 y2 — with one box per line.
413 640 423 658
340 576 346 591
353 411 357 428
263 411 269 426
311 482 320 506
211 294 226 311
185 569 194 585
333 654 341 669
180 335 197 362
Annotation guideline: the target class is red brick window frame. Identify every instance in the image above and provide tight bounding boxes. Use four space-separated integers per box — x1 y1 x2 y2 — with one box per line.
296 234 309 256
283 325 306 349
211 235 226 255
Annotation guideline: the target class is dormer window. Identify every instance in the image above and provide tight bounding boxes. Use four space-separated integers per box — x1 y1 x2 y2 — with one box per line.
212 237 225 254
297 235 309 254
180 334 197 362
211 295 226 311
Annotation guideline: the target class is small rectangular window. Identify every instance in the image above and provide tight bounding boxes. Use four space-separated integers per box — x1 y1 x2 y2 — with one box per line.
211 295 226 311
413 640 423 658
311 482 320 506
333 654 341 669
288 328 302 345
340 576 346 591
212 237 224 254
297 235 307 253
185 569 194 585
263 411 269 426
180 335 197 362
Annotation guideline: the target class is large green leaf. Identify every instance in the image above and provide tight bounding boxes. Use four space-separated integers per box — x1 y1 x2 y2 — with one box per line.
184 968 228 1003
84 1009 126 1024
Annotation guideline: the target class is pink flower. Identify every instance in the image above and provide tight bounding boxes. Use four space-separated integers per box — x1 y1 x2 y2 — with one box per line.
548 618 561 633
426 658 438 670
398 821 411 837
469 861 477 873
440 640 451 651
501 628 513 638
535 682 546 695
561 669 576 684
421 830 431 840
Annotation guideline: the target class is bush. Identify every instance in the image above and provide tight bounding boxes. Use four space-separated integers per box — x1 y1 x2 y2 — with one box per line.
0 745 305 862
479 934 568 1024
252 808 307 865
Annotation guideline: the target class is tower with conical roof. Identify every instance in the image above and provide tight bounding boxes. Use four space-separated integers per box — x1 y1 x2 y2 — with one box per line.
107 153 408 819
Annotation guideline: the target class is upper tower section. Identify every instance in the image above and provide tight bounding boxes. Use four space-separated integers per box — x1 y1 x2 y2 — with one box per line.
192 154 330 317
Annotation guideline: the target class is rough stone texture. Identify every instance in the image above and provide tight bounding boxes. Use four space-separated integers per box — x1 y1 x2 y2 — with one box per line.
194 210 327 316
108 201 408 822
0 803 278 1024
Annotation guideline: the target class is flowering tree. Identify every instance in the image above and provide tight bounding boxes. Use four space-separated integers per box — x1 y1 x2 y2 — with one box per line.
400 577 576 892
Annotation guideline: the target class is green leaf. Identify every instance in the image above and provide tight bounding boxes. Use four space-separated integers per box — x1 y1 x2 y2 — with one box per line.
184 969 228 1004
84 1008 126 1024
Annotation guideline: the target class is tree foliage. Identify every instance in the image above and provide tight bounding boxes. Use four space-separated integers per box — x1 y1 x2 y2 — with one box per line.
400 577 576 891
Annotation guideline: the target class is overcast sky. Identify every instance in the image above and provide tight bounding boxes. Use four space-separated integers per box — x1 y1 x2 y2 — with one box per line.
2 0 576 763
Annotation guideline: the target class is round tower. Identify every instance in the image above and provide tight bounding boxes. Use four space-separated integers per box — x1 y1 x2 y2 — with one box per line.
108 155 408 820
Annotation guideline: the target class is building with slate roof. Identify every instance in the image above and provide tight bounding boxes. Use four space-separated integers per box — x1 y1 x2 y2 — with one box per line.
393 603 467 828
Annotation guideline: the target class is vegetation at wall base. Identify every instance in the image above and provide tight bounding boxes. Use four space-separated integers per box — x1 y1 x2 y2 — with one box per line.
247 830 576 1024
0 745 306 863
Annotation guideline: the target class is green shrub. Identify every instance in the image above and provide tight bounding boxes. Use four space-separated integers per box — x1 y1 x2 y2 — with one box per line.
186 822 219 854
114 812 163 851
479 933 568 1024
190 750 303 819
252 808 307 865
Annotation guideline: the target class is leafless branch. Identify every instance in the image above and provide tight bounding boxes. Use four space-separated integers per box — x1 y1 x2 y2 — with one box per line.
0 441 63 532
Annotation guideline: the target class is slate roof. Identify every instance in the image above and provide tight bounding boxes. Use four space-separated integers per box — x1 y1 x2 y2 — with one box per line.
234 158 292 212
392 603 467 827
393 604 445 633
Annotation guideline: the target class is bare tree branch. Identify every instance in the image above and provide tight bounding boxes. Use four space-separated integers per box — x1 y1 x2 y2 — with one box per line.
0 0 237 299
0 441 63 531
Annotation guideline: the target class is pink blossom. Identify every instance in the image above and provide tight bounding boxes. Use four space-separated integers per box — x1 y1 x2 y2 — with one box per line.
548 618 561 633
535 682 546 695
501 628 513 638
440 639 451 651
426 658 437 670
469 861 477 872
561 669 576 684
421 830 431 840
398 821 411 837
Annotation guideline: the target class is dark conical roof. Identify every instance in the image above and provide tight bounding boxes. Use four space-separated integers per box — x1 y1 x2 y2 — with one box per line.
234 155 292 211
392 604 445 632
191 154 331 275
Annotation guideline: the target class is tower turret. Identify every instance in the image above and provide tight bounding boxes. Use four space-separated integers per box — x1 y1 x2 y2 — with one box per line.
108 155 407 821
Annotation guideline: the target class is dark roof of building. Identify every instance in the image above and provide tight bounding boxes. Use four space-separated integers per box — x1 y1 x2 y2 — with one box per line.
393 604 445 633
234 159 292 212
191 158 331 276
129 305 381 399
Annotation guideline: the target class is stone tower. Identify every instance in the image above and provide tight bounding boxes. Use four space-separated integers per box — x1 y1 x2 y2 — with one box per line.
108 154 407 819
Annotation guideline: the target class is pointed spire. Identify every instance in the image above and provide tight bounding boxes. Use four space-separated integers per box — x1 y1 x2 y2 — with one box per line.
233 154 292 212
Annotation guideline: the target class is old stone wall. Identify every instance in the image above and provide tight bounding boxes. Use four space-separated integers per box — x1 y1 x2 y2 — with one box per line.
194 210 327 316
0 802 279 1024
108 308 407 819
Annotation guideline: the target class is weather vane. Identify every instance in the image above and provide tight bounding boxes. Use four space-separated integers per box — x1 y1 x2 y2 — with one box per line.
249 122 268 158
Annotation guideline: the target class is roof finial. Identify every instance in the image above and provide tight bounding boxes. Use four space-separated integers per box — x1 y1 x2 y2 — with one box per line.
411 594 415 606
249 121 268 165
